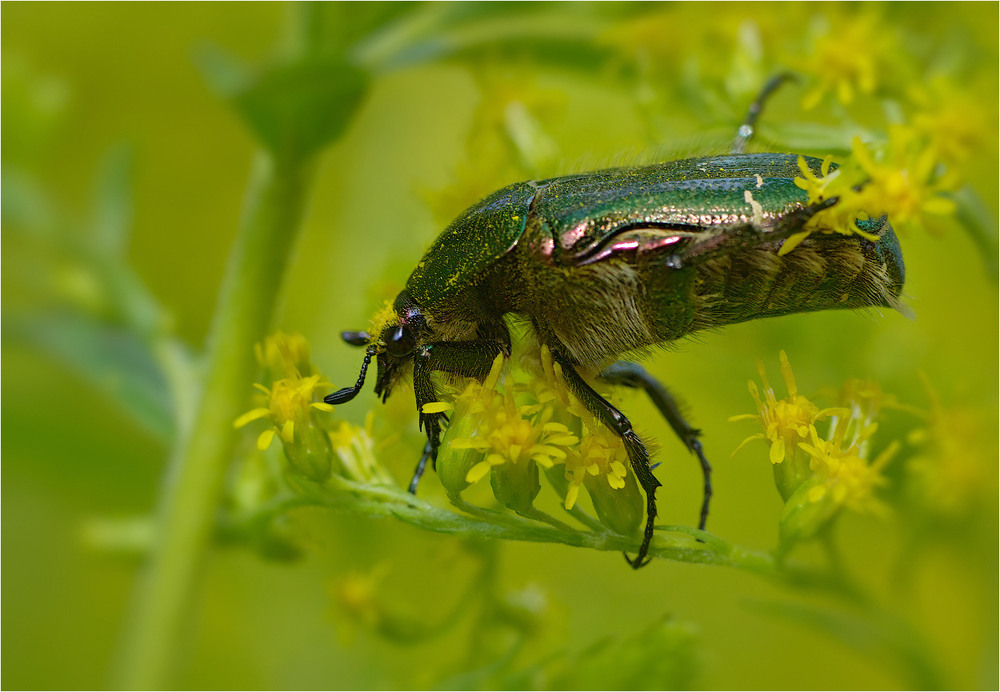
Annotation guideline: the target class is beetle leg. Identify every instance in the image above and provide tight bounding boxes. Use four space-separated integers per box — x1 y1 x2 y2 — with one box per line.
411 350 449 492
599 361 712 531
409 440 434 494
730 72 795 154
409 338 511 493
549 349 660 569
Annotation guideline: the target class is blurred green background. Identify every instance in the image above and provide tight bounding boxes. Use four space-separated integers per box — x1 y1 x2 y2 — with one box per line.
3 3 997 690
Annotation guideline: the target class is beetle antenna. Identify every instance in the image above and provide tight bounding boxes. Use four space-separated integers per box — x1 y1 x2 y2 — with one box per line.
325 348 374 404
342 331 371 346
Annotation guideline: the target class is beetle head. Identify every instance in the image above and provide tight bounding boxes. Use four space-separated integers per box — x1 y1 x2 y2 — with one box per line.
325 292 425 406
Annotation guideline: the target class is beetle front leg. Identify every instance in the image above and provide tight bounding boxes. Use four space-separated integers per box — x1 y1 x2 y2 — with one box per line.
549 350 661 569
410 351 449 493
409 339 510 493
599 361 712 531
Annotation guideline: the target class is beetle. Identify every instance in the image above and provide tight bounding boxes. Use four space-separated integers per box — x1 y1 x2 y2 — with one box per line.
326 77 905 568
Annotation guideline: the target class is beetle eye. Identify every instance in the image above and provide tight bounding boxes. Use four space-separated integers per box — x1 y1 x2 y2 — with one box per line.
384 325 415 357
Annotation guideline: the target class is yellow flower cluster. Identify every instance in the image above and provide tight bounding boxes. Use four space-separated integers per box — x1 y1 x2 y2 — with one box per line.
450 385 578 485
436 346 642 535
235 331 392 485
789 127 959 253
733 351 900 542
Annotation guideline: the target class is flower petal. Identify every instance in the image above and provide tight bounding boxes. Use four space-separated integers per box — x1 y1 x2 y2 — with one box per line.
234 408 270 428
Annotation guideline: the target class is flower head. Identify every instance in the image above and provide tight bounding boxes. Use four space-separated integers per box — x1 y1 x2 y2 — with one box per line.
796 12 895 109
329 411 394 486
910 79 995 168
734 351 904 549
236 332 340 483
732 351 842 463
255 330 315 381
454 384 578 486
798 424 895 515
563 423 630 511
846 129 957 231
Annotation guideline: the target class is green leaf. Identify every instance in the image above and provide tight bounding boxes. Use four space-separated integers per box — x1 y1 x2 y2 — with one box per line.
953 184 999 283
234 55 367 162
11 313 174 441
198 47 369 163
92 144 134 258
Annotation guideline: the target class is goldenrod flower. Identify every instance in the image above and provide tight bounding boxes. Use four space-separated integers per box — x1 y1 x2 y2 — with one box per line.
453 385 577 486
910 79 995 168
329 411 394 486
905 378 997 516
254 330 315 381
847 129 957 231
784 155 870 255
798 425 895 515
797 13 893 109
736 352 904 549
731 351 842 465
236 332 339 483
563 423 630 511
235 374 334 449
563 419 643 537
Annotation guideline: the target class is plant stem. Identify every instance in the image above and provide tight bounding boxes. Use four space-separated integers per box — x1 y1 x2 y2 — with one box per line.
116 152 314 689
298 477 784 577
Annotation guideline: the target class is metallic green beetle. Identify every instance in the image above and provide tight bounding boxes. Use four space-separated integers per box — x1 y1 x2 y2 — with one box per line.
328 80 905 568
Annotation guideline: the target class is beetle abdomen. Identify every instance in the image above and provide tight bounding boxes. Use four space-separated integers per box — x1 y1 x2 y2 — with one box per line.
684 220 906 333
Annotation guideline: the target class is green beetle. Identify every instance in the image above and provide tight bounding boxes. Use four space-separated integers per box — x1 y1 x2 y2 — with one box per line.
328 80 905 568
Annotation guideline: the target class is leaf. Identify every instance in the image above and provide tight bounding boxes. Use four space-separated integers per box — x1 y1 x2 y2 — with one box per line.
92 144 134 258
10 313 174 441
198 46 368 163
953 184 999 283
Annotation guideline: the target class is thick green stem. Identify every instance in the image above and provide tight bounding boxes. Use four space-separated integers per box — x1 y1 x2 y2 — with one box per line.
116 152 314 689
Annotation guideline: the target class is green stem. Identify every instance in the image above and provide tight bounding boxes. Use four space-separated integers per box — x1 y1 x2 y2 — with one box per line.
294 477 783 577
115 152 315 689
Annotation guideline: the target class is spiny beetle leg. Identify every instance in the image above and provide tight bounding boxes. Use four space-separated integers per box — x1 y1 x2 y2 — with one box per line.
409 439 434 494
408 338 510 493
551 350 661 569
412 351 446 487
730 72 795 154
599 361 712 531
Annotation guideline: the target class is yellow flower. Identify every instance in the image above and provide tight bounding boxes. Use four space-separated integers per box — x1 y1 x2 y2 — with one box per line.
910 79 995 168
454 384 578 485
847 129 957 231
254 330 315 381
792 127 958 245
236 334 337 482
235 374 334 451
329 411 394 485
797 12 893 109
731 351 843 466
906 377 998 516
797 425 896 515
785 155 872 255
562 423 630 511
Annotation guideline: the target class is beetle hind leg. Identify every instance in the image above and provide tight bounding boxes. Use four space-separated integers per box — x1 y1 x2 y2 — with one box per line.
599 361 712 531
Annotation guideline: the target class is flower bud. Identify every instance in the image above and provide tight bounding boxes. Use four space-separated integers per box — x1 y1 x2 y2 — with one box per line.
491 456 542 515
585 466 643 537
